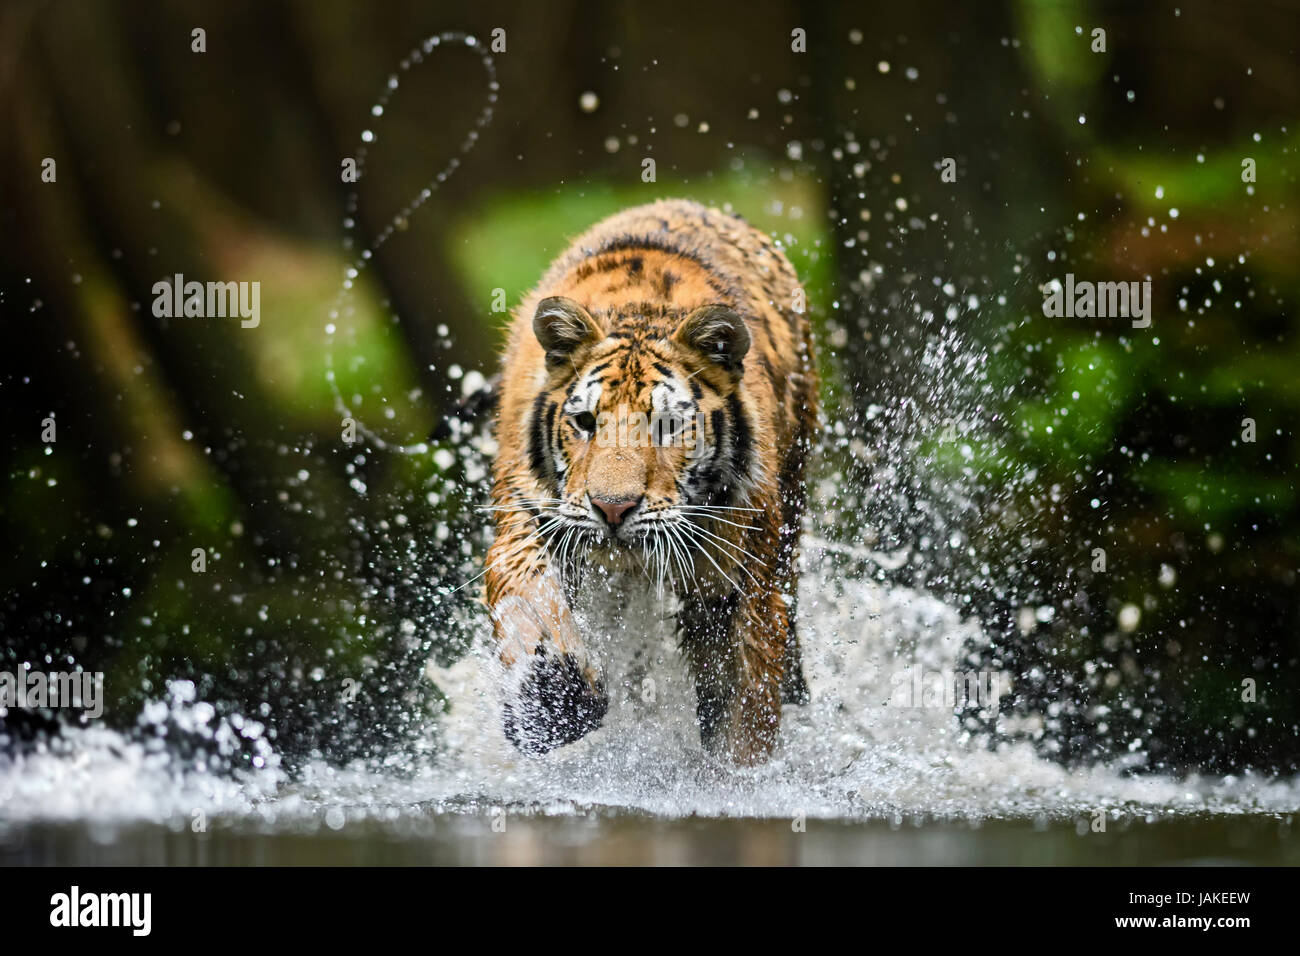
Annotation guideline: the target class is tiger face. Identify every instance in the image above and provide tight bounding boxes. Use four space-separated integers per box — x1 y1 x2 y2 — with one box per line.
525 295 757 572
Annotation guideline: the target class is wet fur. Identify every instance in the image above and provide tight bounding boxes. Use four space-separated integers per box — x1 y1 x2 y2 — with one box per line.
485 199 818 764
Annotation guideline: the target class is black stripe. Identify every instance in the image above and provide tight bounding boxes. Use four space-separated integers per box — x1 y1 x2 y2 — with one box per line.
684 408 728 497
527 394 553 483
546 401 564 475
710 409 727 452
543 402 557 451
762 354 782 398
726 394 752 486
596 235 695 262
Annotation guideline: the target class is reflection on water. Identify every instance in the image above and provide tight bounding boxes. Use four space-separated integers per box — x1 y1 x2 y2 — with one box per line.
2 815 1295 866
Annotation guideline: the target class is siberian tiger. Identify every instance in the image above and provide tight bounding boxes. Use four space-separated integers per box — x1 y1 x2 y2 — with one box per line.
484 199 818 764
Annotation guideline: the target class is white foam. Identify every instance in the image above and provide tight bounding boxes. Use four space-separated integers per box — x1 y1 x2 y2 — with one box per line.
2 554 1296 827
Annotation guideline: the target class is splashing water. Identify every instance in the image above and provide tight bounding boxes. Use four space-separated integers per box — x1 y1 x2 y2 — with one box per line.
4 33 1298 862
3 540 1296 832
325 31 498 455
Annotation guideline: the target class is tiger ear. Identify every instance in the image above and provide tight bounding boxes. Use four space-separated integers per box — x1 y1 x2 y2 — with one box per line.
673 304 750 372
533 296 603 366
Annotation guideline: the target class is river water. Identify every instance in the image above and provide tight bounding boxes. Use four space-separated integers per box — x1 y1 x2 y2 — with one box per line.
3 545 1296 865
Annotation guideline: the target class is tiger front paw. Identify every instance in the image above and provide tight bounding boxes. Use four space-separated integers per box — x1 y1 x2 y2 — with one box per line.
503 652 608 754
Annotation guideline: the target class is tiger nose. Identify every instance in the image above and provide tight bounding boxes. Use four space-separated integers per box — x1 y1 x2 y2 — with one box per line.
591 495 640 526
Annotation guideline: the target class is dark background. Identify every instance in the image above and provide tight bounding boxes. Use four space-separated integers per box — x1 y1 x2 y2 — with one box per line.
1 0 1297 773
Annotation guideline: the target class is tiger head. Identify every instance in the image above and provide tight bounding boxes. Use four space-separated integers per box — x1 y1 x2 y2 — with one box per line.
525 295 757 563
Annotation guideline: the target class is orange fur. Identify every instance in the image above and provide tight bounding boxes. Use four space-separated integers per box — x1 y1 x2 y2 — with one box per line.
486 199 818 763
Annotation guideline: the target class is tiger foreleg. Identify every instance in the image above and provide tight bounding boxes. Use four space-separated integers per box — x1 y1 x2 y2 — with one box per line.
485 520 607 754
679 588 786 766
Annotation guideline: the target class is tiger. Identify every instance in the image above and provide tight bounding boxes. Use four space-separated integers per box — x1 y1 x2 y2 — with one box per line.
483 198 818 765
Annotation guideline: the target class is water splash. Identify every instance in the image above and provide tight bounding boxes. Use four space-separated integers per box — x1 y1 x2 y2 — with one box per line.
5 30 1297 847
4 542 1296 829
324 31 498 455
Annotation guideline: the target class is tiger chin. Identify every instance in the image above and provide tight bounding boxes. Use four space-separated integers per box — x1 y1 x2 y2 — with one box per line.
484 199 819 765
